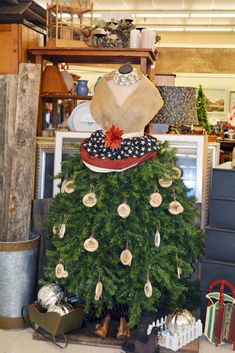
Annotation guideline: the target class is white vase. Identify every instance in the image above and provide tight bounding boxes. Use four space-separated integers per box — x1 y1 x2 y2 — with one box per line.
130 29 140 48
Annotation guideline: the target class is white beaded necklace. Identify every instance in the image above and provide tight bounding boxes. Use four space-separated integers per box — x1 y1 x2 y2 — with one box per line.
113 68 141 86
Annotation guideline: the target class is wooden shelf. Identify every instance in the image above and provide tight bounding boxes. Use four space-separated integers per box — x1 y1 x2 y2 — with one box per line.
41 94 92 100
29 47 156 75
29 47 157 136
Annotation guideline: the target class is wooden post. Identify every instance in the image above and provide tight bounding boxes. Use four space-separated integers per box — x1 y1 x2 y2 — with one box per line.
0 75 18 241
6 63 41 241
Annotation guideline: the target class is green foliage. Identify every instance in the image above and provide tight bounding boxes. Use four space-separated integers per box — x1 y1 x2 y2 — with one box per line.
196 84 211 134
44 142 203 327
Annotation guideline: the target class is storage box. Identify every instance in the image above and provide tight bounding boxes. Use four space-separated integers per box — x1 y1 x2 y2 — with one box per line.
211 163 235 199
201 258 235 291
209 198 235 229
205 226 235 262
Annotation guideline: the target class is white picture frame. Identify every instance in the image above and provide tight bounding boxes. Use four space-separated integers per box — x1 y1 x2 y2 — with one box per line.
53 131 91 196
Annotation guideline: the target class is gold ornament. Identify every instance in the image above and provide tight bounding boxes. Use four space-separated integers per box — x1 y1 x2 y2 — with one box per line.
63 180 75 194
149 192 162 208
144 280 153 298
55 263 68 279
83 192 97 208
94 280 103 301
168 201 184 215
117 203 131 218
120 249 132 266
177 266 182 279
167 309 195 334
84 236 99 252
159 178 173 188
172 166 182 180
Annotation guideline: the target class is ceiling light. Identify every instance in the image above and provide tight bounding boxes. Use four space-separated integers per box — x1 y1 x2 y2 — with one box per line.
135 13 189 18
190 13 235 18
83 13 102 18
148 27 185 31
185 27 233 31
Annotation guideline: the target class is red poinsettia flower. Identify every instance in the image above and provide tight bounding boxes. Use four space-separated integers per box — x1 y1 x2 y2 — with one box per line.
104 125 124 149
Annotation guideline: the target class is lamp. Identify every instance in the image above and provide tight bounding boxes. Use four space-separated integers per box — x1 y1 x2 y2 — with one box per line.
153 86 198 125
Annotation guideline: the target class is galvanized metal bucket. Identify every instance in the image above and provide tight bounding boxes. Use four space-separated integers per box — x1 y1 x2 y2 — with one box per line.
0 233 40 329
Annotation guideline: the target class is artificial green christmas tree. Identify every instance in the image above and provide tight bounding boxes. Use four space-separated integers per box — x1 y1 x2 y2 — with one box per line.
196 84 211 134
43 65 203 328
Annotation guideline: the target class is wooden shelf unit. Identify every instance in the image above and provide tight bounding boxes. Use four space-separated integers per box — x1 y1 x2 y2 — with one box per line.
29 47 157 135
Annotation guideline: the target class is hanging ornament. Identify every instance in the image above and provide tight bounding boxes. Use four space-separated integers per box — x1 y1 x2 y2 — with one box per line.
149 192 162 208
120 242 132 266
177 266 182 279
63 180 75 194
117 202 131 218
144 272 153 298
144 280 153 298
53 225 59 235
176 254 182 279
84 235 99 252
159 178 173 188
172 166 182 180
168 201 184 215
83 192 97 208
154 223 161 247
55 262 69 279
52 221 67 239
94 275 103 301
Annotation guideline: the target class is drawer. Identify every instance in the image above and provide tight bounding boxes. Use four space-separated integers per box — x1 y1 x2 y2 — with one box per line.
209 199 235 229
200 258 235 291
205 226 235 262
211 165 235 199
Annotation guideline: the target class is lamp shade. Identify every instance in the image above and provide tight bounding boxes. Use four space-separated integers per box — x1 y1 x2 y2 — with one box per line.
153 86 198 125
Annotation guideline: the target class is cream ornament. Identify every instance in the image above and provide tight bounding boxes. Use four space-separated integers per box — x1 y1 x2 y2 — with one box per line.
155 228 161 247
84 236 99 252
63 180 75 194
159 178 173 188
94 280 103 301
83 192 97 207
55 263 69 279
53 223 66 239
149 192 162 208
117 203 131 218
168 201 184 215
120 249 133 266
144 280 153 298
172 166 182 180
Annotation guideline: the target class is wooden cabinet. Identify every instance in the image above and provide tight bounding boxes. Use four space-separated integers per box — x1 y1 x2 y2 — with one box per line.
0 23 44 74
29 47 157 136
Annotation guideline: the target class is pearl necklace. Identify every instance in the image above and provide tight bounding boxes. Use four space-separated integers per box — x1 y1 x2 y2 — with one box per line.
113 68 141 86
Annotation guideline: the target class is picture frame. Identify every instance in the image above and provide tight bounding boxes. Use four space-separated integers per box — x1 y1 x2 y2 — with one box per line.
35 137 82 199
53 131 91 196
229 91 235 110
203 88 228 115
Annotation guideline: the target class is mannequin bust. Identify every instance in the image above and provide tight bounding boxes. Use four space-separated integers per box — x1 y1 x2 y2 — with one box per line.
90 64 163 134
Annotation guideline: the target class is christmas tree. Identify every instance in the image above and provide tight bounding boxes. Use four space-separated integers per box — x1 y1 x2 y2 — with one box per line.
43 65 203 328
196 84 211 134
